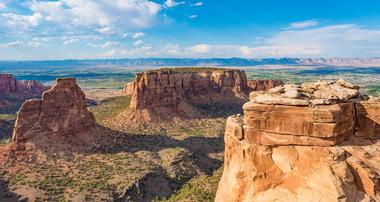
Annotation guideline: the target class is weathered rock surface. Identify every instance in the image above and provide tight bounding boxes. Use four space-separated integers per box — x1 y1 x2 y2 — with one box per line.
122 81 135 96
130 68 248 110
0 74 48 99
246 79 283 91
251 79 361 106
12 78 95 142
216 80 380 202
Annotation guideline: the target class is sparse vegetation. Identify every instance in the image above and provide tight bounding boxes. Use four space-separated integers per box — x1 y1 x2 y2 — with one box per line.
159 167 223 202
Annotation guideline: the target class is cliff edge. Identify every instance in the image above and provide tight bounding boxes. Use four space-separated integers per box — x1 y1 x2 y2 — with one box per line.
216 79 380 202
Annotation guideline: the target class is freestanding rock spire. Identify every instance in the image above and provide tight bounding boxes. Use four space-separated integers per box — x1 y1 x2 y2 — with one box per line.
12 78 95 142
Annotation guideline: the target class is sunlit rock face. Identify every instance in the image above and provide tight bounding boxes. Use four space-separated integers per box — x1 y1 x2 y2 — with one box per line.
216 80 380 202
12 78 95 142
0 73 48 100
246 79 283 92
129 68 249 110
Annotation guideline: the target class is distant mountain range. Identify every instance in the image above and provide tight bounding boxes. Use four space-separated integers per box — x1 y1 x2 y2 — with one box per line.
1 58 380 69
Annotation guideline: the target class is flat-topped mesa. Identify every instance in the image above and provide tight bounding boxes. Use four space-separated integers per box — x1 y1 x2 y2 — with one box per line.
216 79 380 202
129 68 249 110
12 78 95 142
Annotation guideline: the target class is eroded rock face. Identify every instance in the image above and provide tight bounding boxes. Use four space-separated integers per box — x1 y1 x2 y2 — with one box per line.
122 81 135 96
247 79 283 91
216 80 380 202
12 78 95 142
0 74 48 99
130 69 248 110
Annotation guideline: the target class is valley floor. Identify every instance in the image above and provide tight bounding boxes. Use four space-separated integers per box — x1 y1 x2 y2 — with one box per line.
0 95 227 201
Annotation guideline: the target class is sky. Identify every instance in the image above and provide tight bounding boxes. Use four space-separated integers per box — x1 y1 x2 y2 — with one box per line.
1 0 380 60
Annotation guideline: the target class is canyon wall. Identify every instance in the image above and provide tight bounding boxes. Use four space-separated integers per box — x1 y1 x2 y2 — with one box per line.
216 80 380 202
12 78 95 142
0 74 48 99
246 79 284 91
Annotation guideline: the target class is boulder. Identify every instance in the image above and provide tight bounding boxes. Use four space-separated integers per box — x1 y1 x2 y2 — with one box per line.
12 78 95 142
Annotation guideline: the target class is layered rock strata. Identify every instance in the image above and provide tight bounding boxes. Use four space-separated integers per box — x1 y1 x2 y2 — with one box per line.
129 68 249 111
216 80 380 202
0 74 48 99
12 78 95 142
122 81 135 95
246 79 284 91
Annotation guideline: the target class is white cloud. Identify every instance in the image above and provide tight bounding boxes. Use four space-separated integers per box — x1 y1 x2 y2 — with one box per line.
27 41 43 48
189 15 197 19
187 44 210 53
287 20 319 29
2 12 43 30
96 27 114 35
165 0 185 8
62 37 79 45
191 2 203 7
2 0 162 34
99 49 118 57
133 40 144 46
1 40 24 48
132 32 145 38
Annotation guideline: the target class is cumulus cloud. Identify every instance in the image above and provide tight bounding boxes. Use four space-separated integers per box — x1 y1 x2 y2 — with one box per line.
189 15 197 19
165 0 186 8
287 20 319 29
1 0 162 35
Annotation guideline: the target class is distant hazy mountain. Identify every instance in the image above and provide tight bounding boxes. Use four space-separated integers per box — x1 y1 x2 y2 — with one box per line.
1 58 380 69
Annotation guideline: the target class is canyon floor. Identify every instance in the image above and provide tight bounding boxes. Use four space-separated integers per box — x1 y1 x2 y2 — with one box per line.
0 95 229 201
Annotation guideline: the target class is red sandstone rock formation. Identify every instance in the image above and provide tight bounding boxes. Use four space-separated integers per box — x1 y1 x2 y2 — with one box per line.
122 81 135 96
246 79 283 91
0 74 48 99
129 68 248 110
216 80 380 202
12 78 95 142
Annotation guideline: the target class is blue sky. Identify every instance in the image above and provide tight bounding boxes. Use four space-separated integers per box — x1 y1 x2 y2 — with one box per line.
1 0 380 60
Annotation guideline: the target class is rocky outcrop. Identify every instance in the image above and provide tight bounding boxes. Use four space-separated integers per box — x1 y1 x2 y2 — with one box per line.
246 79 283 91
216 80 380 202
130 68 248 110
12 78 95 142
122 81 135 96
0 74 48 99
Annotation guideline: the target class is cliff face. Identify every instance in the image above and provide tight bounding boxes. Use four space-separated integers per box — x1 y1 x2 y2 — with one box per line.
0 74 48 99
122 81 135 96
129 69 249 110
247 79 284 91
12 78 95 142
216 80 380 202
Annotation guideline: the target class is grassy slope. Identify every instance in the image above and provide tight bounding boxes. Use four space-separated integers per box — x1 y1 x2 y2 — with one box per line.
159 167 223 202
